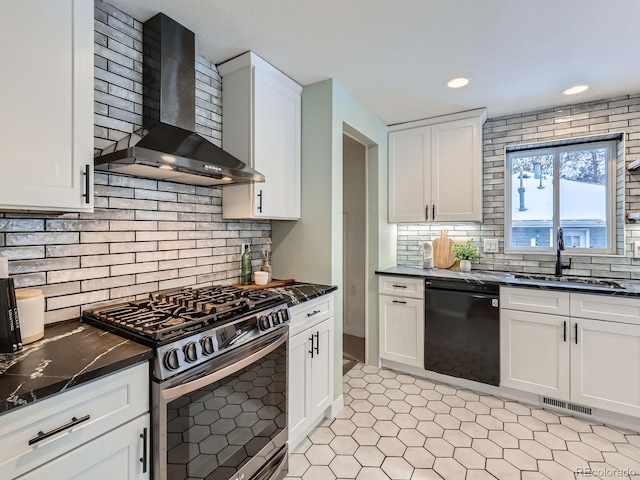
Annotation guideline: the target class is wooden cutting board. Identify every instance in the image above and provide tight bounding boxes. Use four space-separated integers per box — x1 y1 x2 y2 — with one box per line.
234 279 295 290
433 229 456 268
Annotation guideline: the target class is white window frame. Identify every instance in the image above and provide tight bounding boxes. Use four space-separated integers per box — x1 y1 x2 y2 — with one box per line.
505 139 617 255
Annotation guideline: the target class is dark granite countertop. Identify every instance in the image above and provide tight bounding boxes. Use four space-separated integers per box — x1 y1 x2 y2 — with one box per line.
263 282 338 306
0 319 152 415
376 265 640 297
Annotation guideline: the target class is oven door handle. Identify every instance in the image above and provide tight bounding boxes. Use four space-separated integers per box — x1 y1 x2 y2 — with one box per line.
162 331 288 402
252 446 287 480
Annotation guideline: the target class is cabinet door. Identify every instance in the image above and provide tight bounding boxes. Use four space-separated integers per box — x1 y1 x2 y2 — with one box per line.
571 318 640 417
379 295 424 368
431 118 482 222
0 0 93 212
388 126 430 223
18 414 150 480
253 67 301 219
500 309 570 400
310 318 334 417
221 53 301 221
288 330 312 447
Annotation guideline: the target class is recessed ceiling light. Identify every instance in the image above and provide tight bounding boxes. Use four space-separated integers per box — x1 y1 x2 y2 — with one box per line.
446 77 471 89
562 85 589 95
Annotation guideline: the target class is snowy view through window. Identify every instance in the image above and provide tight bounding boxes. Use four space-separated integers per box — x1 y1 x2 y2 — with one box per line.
508 141 613 251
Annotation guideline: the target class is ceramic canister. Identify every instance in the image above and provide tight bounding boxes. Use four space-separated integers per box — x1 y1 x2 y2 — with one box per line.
15 288 45 344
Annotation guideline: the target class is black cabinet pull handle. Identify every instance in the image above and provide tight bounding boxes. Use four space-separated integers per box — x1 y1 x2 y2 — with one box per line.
139 427 148 473
28 415 90 445
575 323 578 344
426 204 429 220
392 300 407 304
314 332 319 354
432 204 435 220
257 189 263 213
392 284 407 288
309 335 314 358
563 321 567 342
83 164 91 204
307 309 320 317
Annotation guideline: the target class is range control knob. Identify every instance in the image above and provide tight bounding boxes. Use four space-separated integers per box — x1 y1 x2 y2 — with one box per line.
201 336 216 355
183 341 202 363
258 315 271 331
269 312 280 326
163 348 185 371
279 309 290 322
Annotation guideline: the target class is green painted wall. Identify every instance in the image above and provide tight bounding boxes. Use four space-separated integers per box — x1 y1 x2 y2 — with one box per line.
272 78 395 402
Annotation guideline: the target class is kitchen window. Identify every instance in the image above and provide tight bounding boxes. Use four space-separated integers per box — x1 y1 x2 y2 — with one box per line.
505 136 621 254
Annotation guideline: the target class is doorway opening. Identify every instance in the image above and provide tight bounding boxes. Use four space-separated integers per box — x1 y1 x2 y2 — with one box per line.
342 133 367 374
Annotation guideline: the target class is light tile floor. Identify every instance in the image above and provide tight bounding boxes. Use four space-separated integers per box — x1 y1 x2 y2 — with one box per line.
285 362 640 480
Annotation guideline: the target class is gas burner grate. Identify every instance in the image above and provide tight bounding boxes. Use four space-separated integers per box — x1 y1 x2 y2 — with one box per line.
84 285 285 344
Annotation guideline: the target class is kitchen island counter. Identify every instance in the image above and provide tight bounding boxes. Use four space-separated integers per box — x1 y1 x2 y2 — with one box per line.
0 319 152 415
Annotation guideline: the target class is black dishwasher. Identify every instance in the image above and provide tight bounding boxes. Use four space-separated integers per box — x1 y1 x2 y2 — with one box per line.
425 279 500 386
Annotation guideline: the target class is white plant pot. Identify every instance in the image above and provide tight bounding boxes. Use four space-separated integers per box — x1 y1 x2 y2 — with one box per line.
459 260 472 272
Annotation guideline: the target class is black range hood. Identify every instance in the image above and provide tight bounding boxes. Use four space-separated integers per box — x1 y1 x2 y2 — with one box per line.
94 13 264 185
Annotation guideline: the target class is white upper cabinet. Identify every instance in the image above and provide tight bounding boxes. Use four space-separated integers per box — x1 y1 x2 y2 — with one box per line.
219 52 302 220
0 0 94 212
388 109 486 223
388 126 431 222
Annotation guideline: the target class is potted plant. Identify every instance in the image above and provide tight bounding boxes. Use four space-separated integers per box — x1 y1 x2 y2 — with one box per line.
452 240 483 272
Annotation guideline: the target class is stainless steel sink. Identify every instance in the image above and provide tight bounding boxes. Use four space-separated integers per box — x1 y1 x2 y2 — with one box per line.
514 274 624 289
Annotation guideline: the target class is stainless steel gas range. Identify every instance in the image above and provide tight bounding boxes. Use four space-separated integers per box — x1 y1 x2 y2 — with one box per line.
84 285 290 480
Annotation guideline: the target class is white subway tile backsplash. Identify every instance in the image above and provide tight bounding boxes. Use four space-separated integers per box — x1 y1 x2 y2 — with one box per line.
46 244 109 257
10 257 80 274
109 241 158 253
6 232 79 246
81 231 135 243
82 275 136 292
81 253 136 267
47 290 110 310
0 246 45 260
47 266 110 284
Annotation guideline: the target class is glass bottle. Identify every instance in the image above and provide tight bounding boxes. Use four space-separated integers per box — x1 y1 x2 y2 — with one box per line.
241 245 252 285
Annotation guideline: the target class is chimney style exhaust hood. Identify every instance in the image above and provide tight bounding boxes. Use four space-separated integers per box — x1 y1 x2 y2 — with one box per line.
94 13 264 185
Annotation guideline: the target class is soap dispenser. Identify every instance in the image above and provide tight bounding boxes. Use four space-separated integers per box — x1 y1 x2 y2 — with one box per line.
422 242 434 269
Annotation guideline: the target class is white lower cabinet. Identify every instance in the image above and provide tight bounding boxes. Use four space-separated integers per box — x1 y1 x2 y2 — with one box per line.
378 276 424 368
288 295 334 449
18 413 150 480
501 287 640 418
379 296 424 368
1 363 149 479
500 309 570 399
571 318 640 417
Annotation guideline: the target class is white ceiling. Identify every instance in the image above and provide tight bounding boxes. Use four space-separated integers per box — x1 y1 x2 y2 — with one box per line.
108 0 640 125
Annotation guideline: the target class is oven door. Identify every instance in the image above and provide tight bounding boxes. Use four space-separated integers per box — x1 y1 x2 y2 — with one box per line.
154 328 288 480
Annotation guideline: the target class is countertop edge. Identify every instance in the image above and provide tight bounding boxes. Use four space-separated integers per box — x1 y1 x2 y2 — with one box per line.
376 266 640 296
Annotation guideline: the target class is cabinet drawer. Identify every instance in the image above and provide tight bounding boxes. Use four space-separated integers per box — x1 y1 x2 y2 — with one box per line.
379 276 424 299
0 362 149 478
289 294 334 337
571 293 640 325
500 287 570 315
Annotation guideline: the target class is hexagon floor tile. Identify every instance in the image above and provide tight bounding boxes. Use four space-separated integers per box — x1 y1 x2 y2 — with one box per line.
284 362 640 480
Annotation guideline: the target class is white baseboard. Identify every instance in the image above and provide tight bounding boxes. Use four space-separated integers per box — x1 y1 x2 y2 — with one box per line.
330 394 344 418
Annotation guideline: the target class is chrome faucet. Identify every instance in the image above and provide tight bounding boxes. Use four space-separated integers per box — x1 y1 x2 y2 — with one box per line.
555 227 572 276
